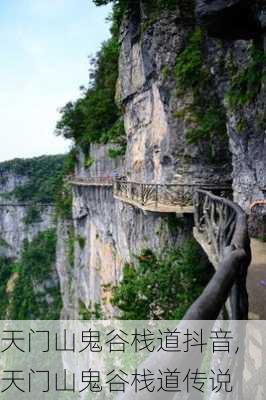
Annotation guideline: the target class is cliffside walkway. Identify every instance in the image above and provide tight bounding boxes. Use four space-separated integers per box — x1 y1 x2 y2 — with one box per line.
113 180 231 213
191 189 251 319
192 191 266 320
247 239 266 319
69 176 231 214
70 175 266 319
68 176 113 187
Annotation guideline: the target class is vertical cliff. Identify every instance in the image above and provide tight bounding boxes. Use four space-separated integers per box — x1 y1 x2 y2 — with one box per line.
56 145 194 318
55 0 265 318
0 155 65 318
116 3 232 185
56 2 231 318
195 0 266 234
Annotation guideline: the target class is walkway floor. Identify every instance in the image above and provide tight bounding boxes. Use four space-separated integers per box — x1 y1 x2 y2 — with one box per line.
113 195 194 214
247 239 266 319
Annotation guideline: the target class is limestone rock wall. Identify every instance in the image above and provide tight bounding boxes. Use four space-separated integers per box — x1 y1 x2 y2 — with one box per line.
0 170 56 258
116 6 232 184
69 182 192 318
56 0 265 318
195 0 266 235
0 204 55 258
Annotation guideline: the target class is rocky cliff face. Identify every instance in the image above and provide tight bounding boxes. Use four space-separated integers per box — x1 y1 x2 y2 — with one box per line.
195 0 266 235
55 0 265 318
0 169 56 258
0 203 55 258
116 5 232 184
57 145 193 318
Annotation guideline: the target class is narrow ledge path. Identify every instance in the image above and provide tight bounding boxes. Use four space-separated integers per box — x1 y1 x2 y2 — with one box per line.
247 239 266 320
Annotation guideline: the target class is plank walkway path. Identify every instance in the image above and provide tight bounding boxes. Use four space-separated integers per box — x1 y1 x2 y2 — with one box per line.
70 176 266 319
68 177 113 187
248 239 266 319
69 176 231 214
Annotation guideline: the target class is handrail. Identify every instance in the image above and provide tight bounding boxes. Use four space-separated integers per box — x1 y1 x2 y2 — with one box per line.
118 190 250 400
250 199 266 210
114 180 232 208
191 189 251 319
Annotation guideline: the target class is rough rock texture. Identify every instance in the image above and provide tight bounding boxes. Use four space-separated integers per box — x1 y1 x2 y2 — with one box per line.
223 40 266 236
56 219 77 319
56 145 193 318
0 204 55 258
0 170 56 258
195 0 266 235
196 0 264 39
116 7 232 184
56 1 265 317
0 172 28 199
75 144 125 178
70 184 193 318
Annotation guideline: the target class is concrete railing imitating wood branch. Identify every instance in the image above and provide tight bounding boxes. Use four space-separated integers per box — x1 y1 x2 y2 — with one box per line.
113 180 231 209
69 175 250 319
188 189 251 320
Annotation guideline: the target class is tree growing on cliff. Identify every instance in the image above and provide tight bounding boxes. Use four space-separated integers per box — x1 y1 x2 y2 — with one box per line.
56 22 124 153
112 240 213 319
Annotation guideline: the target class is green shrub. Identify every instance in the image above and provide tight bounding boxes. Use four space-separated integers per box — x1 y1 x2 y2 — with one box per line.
0 257 14 318
79 301 102 320
56 34 125 152
175 28 204 89
226 45 266 109
23 205 42 225
175 28 227 145
112 239 213 319
54 150 76 220
7 230 62 320
77 235 86 249
0 155 66 203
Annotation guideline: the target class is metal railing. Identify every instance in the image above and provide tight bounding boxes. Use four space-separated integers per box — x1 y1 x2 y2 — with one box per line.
185 189 251 320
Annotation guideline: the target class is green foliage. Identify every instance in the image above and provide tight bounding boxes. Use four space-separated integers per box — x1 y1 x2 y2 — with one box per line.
0 237 10 248
67 225 75 267
112 240 213 320
175 28 227 145
167 214 185 232
0 155 66 203
23 205 42 225
186 105 227 144
54 150 76 220
175 28 204 88
56 34 125 152
226 45 266 109
6 230 62 320
93 0 177 9
55 181 73 220
57 0 185 153
259 235 266 243
0 257 13 317
108 146 125 159
84 156 95 168
79 300 102 320
77 235 86 249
